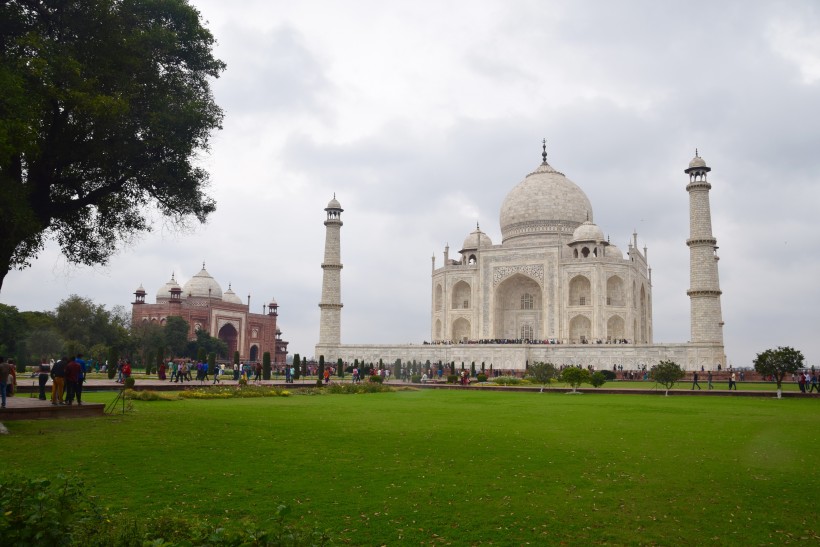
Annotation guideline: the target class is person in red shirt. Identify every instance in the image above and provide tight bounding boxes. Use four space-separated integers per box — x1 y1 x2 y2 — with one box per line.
65 357 82 405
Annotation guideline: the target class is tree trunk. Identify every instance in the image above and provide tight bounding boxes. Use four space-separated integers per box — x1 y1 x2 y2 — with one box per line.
665 389 669 396
777 388 782 399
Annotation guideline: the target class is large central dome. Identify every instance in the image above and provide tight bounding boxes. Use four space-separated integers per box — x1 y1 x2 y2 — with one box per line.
499 156 593 245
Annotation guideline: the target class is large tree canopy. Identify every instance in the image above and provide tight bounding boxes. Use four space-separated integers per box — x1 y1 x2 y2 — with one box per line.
0 0 225 291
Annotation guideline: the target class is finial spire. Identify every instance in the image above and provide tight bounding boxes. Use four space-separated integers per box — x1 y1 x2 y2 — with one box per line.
695 147 699 157
202 260 205 269
476 222 480 231
541 138 547 163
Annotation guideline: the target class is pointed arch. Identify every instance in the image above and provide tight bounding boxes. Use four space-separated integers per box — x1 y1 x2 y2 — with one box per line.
607 275 625 306
607 315 625 341
569 315 591 344
452 281 471 310
452 317 471 342
493 273 542 339
569 275 591 307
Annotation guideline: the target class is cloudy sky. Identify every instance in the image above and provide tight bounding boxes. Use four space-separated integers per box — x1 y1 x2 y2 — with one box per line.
3 0 819 367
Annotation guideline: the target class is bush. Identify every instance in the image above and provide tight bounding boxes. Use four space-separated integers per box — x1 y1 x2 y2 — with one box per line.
411 374 422 383
590 371 607 388
600 369 617 380
476 373 488 382
446 374 459 384
124 389 178 401
124 376 135 389
369 374 384 384
490 376 523 386
0 474 99 546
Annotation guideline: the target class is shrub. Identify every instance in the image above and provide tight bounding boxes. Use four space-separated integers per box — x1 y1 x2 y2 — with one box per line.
590 371 607 388
369 375 384 384
263 352 272 380
124 389 178 401
447 374 459 384
601 369 617 380
490 376 523 386
476 373 488 382
124 376 135 389
0 474 99 546
107 347 118 379
411 374 422 383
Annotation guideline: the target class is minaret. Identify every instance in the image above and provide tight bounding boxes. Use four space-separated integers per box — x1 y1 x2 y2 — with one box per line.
685 151 724 344
319 194 344 346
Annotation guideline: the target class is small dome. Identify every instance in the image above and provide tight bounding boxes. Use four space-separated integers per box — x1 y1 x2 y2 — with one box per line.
606 244 624 259
222 284 242 305
182 265 223 299
135 284 146 295
688 154 706 169
326 196 342 210
269 297 278 307
156 274 182 300
571 221 605 244
460 225 493 252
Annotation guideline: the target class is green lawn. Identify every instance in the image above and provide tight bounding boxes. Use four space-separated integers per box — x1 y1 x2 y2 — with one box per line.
2 390 818 545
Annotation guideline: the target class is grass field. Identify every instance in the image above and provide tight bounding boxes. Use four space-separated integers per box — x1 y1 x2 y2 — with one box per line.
2 389 818 545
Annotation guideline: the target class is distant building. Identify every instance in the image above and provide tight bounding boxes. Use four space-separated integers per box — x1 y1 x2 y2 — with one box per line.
315 144 726 371
131 263 288 363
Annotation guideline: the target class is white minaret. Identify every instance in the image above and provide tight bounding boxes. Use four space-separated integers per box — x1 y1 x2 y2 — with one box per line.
685 151 724 344
319 194 343 346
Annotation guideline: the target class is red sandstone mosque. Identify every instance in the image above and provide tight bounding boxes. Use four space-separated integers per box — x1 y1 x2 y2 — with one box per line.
131 263 288 363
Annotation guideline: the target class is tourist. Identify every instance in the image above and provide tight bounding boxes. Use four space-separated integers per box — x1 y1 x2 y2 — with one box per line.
254 363 262 383
170 361 177 382
74 353 87 404
0 356 12 408
203 361 210 383
421 372 428 383
122 361 132 383
51 356 67 405
691 371 701 390
233 364 240 381
38 359 51 400
213 364 220 384
65 356 82 405
116 360 124 383
707 370 714 390
798 372 806 393
809 373 818 393
176 362 186 383
729 372 737 390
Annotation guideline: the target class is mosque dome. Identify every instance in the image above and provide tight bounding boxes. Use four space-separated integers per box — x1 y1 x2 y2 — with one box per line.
460 225 493 252
182 264 222 299
570 220 605 244
688 154 706 169
156 274 182 300
499 148 593 245
326 196 342 210
606 244 624 259
222 284 243 304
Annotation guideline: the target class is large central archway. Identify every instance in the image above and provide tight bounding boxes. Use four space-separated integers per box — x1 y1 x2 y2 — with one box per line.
218 323 239 358
493 274 542 340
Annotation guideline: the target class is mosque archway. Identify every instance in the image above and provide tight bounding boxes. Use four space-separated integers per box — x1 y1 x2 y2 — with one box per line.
607 315 625 341
452 318 471 342
452 281 471 310
493 274 542 340
569 315 591 343
569 275 591 306
249 344 259 362
218 323 239 358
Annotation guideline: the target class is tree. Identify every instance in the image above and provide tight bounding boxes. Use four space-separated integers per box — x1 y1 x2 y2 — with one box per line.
561 367 590 393
527 362 558 392
317 355 325 387
0 0 225 291
753 346 805 399
164 316 189 357
651 360 685 396
337 358 344 378
292 353 300 380
263 352 271 380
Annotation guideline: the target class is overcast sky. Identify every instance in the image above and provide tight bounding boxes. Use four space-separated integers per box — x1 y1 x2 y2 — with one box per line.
3 0 819 367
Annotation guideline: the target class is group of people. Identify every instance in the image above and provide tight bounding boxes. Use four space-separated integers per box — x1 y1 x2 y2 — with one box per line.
797 371 818 393
48 354 87 405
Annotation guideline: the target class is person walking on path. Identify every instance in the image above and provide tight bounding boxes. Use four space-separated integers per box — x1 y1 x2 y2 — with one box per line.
692 371 701 390
707 370 714 390
50 356 67 405
0 356 13 408
729 372 737 390
809 372 819 393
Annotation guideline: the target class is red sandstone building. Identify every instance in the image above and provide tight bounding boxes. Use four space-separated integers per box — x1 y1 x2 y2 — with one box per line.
131 264 288 363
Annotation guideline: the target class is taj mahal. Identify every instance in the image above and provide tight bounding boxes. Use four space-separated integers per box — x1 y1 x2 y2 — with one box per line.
315 143 726 371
